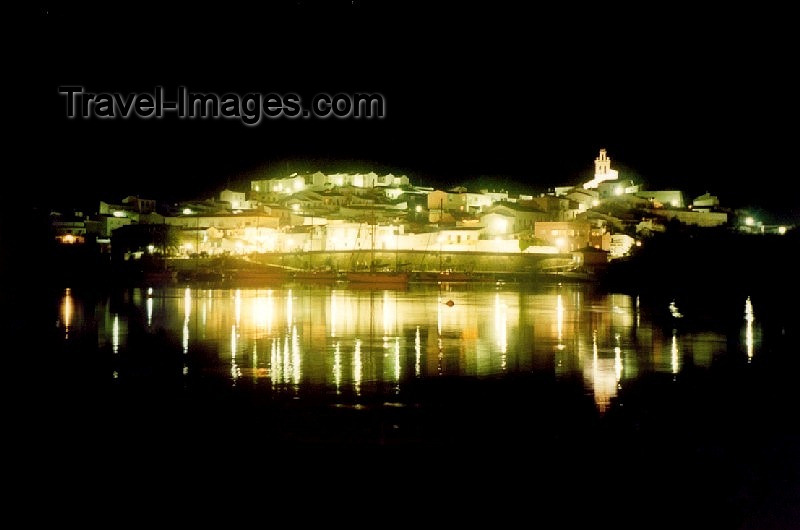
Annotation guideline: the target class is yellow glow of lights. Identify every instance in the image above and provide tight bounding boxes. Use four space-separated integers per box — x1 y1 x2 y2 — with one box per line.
556 294 564 350
778 226 787 235
591 199 600 207
415 326 421 377
670 200 679 207
745 296 754 362
745 216 754 226
231 325 240 381
495 293 507 356
234 289 241 324
252 296 268 329
112 314 119 354
183 287 191 354
182 208 193 215
354 338 362 395
333 341 342 392
113 210 126 218
671 331 679 375
383 291 395 335
394 338 401 382
555 237 566 249
415 205 422 213
614 186 623 196
286 289 293 328
62 288 73 338
494 218 508 233
291 204 300 212
184 288 192 318
330 292 338 337
62 234 75 244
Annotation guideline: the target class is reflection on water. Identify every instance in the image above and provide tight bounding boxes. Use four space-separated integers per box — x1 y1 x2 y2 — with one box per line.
56 285 761 412
744 296 755 362
60 288 72 339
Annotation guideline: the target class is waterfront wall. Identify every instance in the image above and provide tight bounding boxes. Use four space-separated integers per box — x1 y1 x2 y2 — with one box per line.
168 250 574 273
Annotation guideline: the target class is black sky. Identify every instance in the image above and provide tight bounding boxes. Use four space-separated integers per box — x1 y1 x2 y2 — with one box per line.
29 2 799 220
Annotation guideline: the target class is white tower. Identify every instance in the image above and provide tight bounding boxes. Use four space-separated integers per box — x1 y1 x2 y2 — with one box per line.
584 148 619 189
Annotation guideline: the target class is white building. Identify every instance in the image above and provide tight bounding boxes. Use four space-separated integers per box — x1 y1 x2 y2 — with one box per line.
608 234 635 259
598 179 639 199
692 192 720 209
481 203 548 234
565 188 600 210
650 209 728 227
251 174 306 194
219 189 250 210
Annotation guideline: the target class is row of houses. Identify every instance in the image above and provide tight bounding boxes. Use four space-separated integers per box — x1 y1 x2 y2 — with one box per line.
53 152 788 263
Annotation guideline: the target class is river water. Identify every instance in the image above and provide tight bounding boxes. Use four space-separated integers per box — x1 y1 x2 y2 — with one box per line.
54 283 759 407
19 282 798 525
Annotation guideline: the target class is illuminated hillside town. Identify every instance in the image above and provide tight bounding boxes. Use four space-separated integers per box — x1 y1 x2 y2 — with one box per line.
49 149 794 281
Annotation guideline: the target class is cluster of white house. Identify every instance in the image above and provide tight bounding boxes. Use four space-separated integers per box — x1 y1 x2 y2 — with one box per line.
51 150 789 260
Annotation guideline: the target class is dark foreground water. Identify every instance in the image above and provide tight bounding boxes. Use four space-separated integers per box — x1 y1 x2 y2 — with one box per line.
12 282 800 527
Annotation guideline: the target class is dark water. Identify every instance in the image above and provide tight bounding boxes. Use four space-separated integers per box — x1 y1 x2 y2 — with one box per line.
53 284 760 409
16 282 800 526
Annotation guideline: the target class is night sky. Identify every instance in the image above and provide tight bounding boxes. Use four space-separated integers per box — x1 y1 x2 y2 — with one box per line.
29 2 798 220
